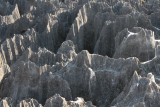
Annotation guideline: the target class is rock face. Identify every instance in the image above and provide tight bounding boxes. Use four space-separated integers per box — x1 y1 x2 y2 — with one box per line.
44 94 95 107
17 99 43 107
0 0 160 107
111 71 160 107
0 50 140 106
0 94 95 107
150 10 160 29
0 61 72 105
94 14 137 57
0 64 10 83
0 3 20 26
0 29 37 67
47 50 139 106
114 27 156 62
17 40 77 66
67 1 112 53
0 97 13 107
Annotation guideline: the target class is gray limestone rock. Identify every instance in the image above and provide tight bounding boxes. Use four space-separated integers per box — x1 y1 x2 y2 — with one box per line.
67 1 111 53
0 0 160 107
114 27 156 62
17 99 43 107
0 97 42 107
0 27 76 68
0 13 36 43
16 40 77 66
0 64 10 83
155 45 160 57
0 95 96 107
0 28 37 67
44 94 68 107
140 47 160 83
93 12 116 50
113 1 135 15
0 97 13 107
0 61 72 105
111 71 160 107
61 50 140 106
35 10 78 53
0 3 20 26
93 57 140 106
44 94 95 107
62 50 97 101
132 12 160 39
150 10 160 29
94 14 137 57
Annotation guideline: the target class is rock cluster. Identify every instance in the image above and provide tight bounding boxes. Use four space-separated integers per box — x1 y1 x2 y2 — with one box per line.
0 0 160 107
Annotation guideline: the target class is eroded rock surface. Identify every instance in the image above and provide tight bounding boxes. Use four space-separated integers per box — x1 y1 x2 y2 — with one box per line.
17 98 43 107
0 61 72 105
0 0 160 107
114 27 156 62
61 50 140 106
44 94 95 107
0 97 13 107
0 2 20 26
111 71 160 107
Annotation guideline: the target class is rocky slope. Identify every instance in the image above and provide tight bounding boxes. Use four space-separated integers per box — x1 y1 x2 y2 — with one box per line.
0 0 160 107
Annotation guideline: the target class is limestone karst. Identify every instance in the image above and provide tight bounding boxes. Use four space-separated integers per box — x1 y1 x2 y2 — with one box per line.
0 0 160 107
